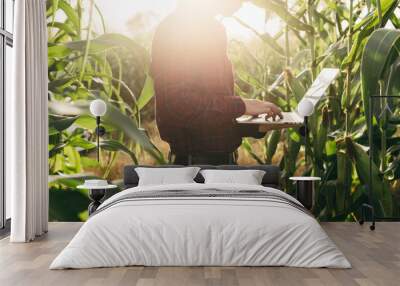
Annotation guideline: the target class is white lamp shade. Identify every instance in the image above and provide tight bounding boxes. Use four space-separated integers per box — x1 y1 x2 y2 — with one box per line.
297 99 315 117
90 99 107 117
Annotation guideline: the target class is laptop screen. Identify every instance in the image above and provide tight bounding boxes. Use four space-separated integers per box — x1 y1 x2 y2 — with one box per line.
303 68 340 106
295 68 340 116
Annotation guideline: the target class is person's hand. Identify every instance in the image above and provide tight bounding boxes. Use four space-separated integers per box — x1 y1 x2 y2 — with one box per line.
243 99 283 121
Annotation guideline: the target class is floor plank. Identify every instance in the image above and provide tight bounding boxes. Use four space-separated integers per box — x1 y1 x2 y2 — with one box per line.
0 222 399 286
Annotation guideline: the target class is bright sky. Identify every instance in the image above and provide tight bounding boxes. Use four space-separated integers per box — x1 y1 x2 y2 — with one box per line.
94 0 282 40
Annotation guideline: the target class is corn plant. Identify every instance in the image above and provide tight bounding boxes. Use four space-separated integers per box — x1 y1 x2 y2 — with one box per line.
47 0 165 179
47 0 165 220
237 0 400 220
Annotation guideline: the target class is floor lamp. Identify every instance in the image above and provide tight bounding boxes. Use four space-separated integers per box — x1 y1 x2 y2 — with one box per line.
289 99 320 211
90 99 107 162
298 99 315 167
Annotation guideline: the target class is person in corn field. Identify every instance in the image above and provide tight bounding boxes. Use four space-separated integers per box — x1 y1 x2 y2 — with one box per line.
151 0 282 165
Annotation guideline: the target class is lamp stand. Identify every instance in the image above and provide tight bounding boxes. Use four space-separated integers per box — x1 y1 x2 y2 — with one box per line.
96 116 100 162
299 116 309 169
304 116 309 168
95 116 106 163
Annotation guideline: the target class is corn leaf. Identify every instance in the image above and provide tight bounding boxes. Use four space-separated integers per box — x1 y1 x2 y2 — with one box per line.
252 0 314 33
336 149 352 214
265 130 281 164
100 140 139 165
137 75 155 111
361 29 400 132
346 138 393 217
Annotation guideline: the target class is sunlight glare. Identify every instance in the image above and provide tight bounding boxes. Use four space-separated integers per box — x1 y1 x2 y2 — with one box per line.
222 2 283 40
93 0 283 41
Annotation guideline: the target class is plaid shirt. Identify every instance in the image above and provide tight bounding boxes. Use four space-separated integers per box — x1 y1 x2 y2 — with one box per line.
151 14 246 155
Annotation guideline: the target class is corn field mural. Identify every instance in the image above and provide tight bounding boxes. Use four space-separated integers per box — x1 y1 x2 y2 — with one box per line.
47 0 400 222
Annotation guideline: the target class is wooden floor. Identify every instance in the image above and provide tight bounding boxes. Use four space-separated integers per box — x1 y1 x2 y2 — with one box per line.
0 222 399 286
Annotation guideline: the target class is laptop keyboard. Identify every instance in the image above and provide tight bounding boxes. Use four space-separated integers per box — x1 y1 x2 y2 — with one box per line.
262 112 300 123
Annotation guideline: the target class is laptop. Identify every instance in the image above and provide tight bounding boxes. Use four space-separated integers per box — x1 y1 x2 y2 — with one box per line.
236 68 340 127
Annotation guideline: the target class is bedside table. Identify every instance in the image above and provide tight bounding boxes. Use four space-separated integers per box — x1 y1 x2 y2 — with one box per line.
289 177 321 210
77 184 117 215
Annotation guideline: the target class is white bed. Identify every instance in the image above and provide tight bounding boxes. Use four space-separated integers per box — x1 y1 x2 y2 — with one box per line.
50 183 351 269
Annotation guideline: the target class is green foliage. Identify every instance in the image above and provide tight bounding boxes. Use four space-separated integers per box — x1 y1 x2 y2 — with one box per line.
49 187 90 222
47 0 165 220
239 0 400 220
47 0 164 169
361 29 400 129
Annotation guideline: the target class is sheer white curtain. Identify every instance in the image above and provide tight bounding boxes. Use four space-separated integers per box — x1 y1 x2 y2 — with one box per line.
7 0 48 242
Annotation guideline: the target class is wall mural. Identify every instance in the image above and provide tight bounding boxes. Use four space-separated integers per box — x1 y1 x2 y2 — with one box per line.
47 0 400 222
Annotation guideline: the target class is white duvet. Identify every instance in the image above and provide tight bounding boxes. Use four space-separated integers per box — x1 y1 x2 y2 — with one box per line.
50 183 351 269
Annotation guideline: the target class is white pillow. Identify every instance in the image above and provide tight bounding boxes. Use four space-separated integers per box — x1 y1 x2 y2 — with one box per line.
135 167 201 186
200 169 266 185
